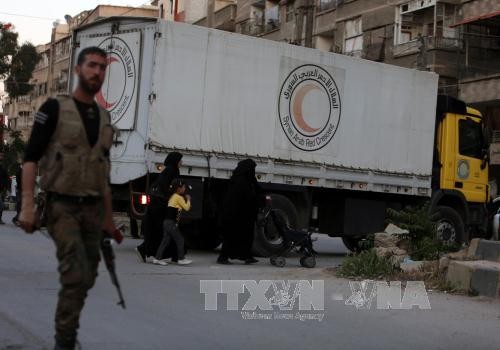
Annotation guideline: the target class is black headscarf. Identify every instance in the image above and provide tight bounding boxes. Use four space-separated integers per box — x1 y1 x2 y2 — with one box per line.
164 152 183 167
231 159 257 181
151 152 183 198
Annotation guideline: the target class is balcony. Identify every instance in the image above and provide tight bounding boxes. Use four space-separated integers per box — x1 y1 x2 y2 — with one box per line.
194 4 237 32
240 19 281 36
460 34 500 80
240 19 265 36
393 36 462 57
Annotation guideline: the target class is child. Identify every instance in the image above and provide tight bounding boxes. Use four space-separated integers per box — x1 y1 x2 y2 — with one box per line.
153 179 192 265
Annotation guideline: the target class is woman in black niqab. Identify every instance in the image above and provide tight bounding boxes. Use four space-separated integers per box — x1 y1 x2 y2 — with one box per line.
136 152 183 261
217 159 262 264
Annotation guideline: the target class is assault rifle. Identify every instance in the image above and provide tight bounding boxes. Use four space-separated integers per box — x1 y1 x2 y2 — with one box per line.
101 231 126 309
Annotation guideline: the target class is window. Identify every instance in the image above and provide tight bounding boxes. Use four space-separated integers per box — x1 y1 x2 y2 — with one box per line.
265 5 280 32
249 3 265 35
318 0 335 12
160 4 164 19
344 17 363 57
459 119 483 159
435 3 457 39
19 111 31 128
394 1 456 46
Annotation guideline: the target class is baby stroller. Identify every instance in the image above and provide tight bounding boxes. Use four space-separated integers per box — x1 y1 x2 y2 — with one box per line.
259 206 317 268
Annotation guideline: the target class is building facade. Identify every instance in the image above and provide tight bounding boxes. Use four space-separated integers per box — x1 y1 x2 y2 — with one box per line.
194 0 499 113
2 5 158 141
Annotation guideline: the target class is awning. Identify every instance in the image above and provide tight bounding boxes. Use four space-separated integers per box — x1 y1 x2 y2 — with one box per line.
450 10 500 27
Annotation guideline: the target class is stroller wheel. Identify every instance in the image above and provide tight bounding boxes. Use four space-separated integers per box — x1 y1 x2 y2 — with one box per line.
274 257 286 268
300 256 316 268
270 256 277 265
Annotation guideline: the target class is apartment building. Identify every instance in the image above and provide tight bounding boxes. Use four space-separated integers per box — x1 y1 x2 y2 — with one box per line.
2 5 158 141
194 0 498 110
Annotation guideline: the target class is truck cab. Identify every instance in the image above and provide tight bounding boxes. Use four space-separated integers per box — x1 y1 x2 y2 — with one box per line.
430 95 490 245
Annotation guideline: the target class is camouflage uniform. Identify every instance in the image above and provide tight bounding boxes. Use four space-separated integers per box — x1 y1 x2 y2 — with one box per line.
46 198 104 347
37 96 114 349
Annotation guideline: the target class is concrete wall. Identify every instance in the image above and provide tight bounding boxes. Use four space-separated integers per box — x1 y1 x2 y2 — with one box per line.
460 75 500 104
83 6 158 24
362 5 394 31
194 3 236 30
315 8 336 36
460 0 500 18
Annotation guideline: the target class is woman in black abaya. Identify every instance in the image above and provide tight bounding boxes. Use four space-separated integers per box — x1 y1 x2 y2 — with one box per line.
136 152 183 262
217 159 262 265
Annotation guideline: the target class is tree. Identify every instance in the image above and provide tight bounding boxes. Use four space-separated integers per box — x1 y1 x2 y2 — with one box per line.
0 24 18 76
0 125 25 176
0 23 40 98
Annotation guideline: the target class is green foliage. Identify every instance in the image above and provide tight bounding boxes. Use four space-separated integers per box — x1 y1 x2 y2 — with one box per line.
0 27 18 77
386 204 435 239
387 203 455 260
1 126 25 175
337 249 396 279
0 25 40 97
410 236 447 261
359 234 375 250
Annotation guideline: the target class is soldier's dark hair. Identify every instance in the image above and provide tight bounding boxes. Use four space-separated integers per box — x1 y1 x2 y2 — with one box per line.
77 46 107 65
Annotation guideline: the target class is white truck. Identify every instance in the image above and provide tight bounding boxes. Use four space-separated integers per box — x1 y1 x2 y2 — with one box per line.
70 17 494 253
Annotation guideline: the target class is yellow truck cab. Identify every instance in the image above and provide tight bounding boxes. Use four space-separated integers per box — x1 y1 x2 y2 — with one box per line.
430 96 490 245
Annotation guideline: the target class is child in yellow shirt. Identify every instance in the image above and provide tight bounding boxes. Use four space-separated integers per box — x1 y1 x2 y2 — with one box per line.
153 179 192 265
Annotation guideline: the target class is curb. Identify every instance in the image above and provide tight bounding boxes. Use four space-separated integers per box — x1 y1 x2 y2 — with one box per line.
446 260 500 298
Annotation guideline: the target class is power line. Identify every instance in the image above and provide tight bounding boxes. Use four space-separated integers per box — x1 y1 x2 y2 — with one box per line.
0 11 60 21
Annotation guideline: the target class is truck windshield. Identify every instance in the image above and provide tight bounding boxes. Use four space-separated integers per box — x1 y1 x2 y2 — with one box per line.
459 119 483 159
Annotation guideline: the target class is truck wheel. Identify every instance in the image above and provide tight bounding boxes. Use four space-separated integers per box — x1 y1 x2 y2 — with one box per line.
433 206 466 247
253 194 298 257
342 237 364 253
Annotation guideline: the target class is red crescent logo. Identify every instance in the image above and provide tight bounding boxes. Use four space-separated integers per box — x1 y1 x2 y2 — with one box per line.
292 84 321 133
96 56 119 110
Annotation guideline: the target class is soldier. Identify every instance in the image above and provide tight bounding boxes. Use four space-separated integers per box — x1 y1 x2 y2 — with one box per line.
19 46 120 350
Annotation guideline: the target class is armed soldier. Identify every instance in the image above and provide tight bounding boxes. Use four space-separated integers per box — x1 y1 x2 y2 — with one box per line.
19 46 122 350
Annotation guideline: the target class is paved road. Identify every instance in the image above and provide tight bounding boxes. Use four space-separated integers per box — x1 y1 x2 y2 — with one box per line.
1 210 500 350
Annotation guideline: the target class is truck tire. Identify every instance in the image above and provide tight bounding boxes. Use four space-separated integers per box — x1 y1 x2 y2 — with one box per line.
433 206 466 246
253 194 298 257
342 237 363 253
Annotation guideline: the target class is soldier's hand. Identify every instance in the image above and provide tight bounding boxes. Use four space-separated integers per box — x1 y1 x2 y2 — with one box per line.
103 220 123 244
111 228 124 244
19 192 36 234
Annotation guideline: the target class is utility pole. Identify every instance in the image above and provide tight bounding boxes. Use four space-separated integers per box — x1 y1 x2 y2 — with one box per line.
207 0 215 28
304 0 314 48
293 0 315 48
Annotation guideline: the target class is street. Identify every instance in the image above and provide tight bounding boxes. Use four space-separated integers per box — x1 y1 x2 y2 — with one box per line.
1 209 500 350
